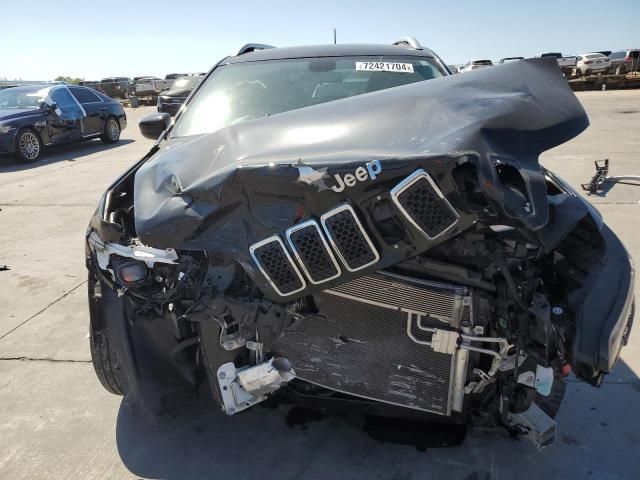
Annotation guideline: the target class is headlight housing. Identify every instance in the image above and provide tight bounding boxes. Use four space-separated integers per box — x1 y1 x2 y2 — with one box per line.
0 124 15 134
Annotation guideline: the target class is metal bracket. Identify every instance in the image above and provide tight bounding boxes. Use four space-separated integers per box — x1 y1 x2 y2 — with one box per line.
216 359 295 415
431 329 458 354
88 231 178 272
217 363 262 415
506 403 557 450
464 368 494 394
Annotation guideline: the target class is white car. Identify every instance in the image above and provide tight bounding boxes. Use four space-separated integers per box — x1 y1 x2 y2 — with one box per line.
459 60 493 73
575 53 611 76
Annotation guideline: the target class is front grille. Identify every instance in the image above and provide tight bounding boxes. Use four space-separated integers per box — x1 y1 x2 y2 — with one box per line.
266 273 468 415
320 205 379 272
249 236 306 296
286 220 341 284
391 169 459 239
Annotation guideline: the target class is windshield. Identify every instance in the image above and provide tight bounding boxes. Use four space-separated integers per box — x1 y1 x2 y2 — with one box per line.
172 76 202 90
171 56 446 138
0 87 50 109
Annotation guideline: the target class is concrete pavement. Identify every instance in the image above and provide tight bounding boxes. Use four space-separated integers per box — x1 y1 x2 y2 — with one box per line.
1 92 639 479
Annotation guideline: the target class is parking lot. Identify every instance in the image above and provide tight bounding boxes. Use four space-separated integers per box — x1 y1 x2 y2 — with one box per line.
1 90 639 479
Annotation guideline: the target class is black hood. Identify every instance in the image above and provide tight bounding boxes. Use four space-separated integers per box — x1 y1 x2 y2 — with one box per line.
133 58 588 298
0 108 43 121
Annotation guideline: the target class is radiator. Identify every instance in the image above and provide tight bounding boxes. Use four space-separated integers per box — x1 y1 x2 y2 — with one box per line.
266 272 470 415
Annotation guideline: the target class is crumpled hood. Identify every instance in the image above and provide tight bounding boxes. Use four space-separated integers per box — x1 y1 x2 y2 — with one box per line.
134 58 588 256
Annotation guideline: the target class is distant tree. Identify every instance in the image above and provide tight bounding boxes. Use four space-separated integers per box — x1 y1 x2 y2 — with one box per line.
54 76 82 85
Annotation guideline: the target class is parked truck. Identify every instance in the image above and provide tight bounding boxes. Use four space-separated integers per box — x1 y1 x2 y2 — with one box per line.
536 52 577 75
135 77 174 97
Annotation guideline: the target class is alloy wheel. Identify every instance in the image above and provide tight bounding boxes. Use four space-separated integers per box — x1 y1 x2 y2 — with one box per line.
19 132 40 160
106 119 120 141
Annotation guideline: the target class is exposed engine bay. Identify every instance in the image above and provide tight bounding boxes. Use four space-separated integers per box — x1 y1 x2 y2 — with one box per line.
85 58 634 449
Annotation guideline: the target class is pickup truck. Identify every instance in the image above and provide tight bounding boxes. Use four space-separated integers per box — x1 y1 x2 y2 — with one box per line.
135 77 174 97
536 52 577 74
100 77 133 99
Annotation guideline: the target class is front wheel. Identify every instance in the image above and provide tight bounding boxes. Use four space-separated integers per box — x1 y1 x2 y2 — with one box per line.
88 277 125 395
615 65 623 75
14 128 42 163
89 320 125 395
101 117 121 144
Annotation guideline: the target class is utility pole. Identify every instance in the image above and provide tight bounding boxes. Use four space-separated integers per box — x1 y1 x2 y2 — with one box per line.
333 28 337 44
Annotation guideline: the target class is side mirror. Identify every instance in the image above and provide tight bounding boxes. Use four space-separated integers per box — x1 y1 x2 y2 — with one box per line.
139 112 171 140
42 102 57 112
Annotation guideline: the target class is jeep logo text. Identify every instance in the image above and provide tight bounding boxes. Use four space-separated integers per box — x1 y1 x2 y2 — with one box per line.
331 160 382 193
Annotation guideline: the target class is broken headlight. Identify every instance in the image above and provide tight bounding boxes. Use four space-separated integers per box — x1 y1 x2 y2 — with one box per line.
112 258 148 286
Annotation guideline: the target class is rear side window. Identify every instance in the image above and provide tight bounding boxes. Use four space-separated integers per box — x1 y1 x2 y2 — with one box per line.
629 50 640 59
610 51 624 59
69 87 102 104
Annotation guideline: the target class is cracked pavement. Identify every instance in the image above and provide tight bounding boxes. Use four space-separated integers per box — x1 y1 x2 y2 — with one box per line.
1 94 639 479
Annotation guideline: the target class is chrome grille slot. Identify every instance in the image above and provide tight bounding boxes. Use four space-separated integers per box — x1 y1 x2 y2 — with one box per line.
391 169 459 239
286 220 341 284
249 236 306 296
320 204 380 272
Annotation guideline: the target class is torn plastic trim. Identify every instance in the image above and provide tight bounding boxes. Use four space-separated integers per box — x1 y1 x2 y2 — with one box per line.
87 230 178 272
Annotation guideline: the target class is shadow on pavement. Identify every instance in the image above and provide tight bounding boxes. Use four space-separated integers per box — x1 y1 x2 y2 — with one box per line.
115 357 640 479
0 138 134 172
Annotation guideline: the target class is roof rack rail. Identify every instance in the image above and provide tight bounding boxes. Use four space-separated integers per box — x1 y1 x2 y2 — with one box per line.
234 43 276 56
392 37 423 50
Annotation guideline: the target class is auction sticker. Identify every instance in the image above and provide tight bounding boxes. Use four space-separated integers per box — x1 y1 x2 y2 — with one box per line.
356 62 414 73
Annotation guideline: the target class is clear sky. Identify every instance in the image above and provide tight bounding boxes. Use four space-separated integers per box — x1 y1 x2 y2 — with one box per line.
1 0 638 81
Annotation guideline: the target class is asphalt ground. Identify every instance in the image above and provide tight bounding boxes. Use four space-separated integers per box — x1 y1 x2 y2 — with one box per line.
1 90 639 479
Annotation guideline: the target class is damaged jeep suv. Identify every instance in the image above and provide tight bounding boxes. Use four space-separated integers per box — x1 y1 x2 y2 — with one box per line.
86 40 635 448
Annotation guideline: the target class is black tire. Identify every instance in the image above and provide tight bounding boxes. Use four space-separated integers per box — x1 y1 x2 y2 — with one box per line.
89 322 125 395
14 128 43 163
101 117 120 144
88 277 125 395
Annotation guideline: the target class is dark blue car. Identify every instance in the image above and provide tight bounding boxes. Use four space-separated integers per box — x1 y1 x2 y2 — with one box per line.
0 85 127 163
